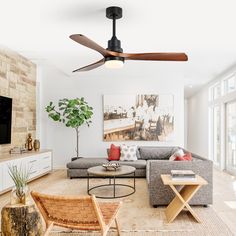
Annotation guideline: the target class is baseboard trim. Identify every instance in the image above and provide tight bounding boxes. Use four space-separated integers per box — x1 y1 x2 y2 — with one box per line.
53 166 67 170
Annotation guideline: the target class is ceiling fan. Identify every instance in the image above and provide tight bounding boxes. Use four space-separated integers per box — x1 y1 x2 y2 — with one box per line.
70 6 188 72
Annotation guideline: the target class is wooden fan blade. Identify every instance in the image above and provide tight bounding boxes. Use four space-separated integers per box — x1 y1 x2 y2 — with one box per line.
120 52 188 61
72 59 105 72
70 34 110 57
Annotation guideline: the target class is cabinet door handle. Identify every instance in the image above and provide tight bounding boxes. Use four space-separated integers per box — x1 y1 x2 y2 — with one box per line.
29 160 37 163
43 156 50 159
30 171 37 174
43 166 50 169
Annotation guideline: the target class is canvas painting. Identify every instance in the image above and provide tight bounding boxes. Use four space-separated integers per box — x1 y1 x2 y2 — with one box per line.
103 94 174 141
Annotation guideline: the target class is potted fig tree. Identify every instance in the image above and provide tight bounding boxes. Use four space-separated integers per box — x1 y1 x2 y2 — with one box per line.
45 97 93 159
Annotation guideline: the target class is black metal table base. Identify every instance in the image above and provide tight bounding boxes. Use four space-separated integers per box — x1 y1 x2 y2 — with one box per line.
87 172 136 199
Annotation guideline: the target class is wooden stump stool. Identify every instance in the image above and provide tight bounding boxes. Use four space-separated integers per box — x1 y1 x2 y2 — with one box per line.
1 203 43 236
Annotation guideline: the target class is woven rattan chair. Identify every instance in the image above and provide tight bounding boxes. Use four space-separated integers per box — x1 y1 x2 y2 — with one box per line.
31 191 122 236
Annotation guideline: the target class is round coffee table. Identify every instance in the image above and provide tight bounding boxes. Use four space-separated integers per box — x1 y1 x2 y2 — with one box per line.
87 165 136 199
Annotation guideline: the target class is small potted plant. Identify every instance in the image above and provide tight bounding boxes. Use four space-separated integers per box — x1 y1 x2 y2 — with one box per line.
8 165 31 205
45 97 93 159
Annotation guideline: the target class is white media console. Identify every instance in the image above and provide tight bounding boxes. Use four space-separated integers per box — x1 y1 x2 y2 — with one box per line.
0 149 52 194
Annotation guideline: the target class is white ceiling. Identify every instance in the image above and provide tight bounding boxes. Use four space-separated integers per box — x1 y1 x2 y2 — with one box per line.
1 0 236 97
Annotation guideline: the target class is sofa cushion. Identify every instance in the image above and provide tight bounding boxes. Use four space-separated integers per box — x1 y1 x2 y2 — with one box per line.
108 144 120 161
139 147 178 160
67 158 108 169
110 160 147 169
107 147 141 159
174 152 192 161
136 147 141 159
120 144 138 161
169 148 185 161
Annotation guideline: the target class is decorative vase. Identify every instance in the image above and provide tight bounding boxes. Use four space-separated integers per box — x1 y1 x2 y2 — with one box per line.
33 139 40 151
27 133 33 151
11 185 30 205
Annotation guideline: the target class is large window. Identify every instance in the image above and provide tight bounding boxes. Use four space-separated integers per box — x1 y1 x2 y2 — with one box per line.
210 83 221 101
209 72 236 172
226 101 236 175
211 106 221 165
224 74 236 94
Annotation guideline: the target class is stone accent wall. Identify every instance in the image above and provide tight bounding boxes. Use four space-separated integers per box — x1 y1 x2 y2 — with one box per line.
0 49 36 155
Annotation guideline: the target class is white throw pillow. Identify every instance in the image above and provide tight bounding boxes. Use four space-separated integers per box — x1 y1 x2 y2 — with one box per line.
120 144 138 161
169 149 185 161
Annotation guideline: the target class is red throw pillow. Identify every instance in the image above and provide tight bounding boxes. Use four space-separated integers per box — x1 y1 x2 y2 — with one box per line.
174 152 192 161
174 156 185 161
108 144 120 161
184 152 192 161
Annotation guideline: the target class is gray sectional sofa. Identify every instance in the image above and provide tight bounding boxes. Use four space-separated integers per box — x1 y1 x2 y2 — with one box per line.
67 146 213 207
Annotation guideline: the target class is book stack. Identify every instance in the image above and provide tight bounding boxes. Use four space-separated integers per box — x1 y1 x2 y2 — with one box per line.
10 147 28 154
171 170 196 181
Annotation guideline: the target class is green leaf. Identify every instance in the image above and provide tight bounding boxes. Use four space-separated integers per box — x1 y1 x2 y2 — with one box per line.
45 97 93 129
49 113 61 121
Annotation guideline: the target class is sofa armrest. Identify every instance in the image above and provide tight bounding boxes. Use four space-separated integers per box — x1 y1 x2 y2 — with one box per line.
71 157 83 161
146 159 213 205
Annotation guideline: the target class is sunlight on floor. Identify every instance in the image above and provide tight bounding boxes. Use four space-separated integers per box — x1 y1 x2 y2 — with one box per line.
224 201 236 209
233 181 236 192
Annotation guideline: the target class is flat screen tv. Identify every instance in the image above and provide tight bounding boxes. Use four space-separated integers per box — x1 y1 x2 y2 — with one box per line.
0 96 12 144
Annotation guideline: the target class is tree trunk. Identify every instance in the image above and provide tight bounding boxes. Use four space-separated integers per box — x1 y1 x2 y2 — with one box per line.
1 203 43 236
75 128 79 158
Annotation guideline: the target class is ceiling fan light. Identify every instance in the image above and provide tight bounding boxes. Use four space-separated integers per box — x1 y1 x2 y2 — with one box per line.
105 57 124 69
105 60 123 69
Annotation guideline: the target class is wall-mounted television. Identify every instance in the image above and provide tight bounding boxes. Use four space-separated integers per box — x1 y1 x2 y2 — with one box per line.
0 96 12 144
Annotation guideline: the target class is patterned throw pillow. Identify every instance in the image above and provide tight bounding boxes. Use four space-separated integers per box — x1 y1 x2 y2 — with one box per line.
120 144 138 161
174 152 192 161
169 149 185 161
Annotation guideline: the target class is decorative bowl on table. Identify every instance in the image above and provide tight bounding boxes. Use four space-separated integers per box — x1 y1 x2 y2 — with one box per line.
102 162 120 171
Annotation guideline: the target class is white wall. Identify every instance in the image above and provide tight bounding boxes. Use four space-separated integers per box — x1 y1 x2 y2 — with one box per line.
39 65 185 168
187 87 209 157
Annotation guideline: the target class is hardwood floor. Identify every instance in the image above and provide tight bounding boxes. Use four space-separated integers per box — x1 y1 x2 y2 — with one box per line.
0 168 235 235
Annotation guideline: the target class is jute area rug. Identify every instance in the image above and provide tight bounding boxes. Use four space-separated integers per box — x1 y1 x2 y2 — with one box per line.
38 177 233 236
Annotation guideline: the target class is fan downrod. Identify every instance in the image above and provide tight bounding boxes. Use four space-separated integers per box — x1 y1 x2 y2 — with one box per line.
106 6 123 53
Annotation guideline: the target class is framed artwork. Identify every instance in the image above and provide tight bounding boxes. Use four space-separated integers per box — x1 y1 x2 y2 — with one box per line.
103 94 174 141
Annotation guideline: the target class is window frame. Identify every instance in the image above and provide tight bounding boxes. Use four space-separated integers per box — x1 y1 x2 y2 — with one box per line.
208 70 236 172
223 74 236 95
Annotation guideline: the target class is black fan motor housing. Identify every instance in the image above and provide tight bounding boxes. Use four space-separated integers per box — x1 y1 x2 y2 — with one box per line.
107 36 123 53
